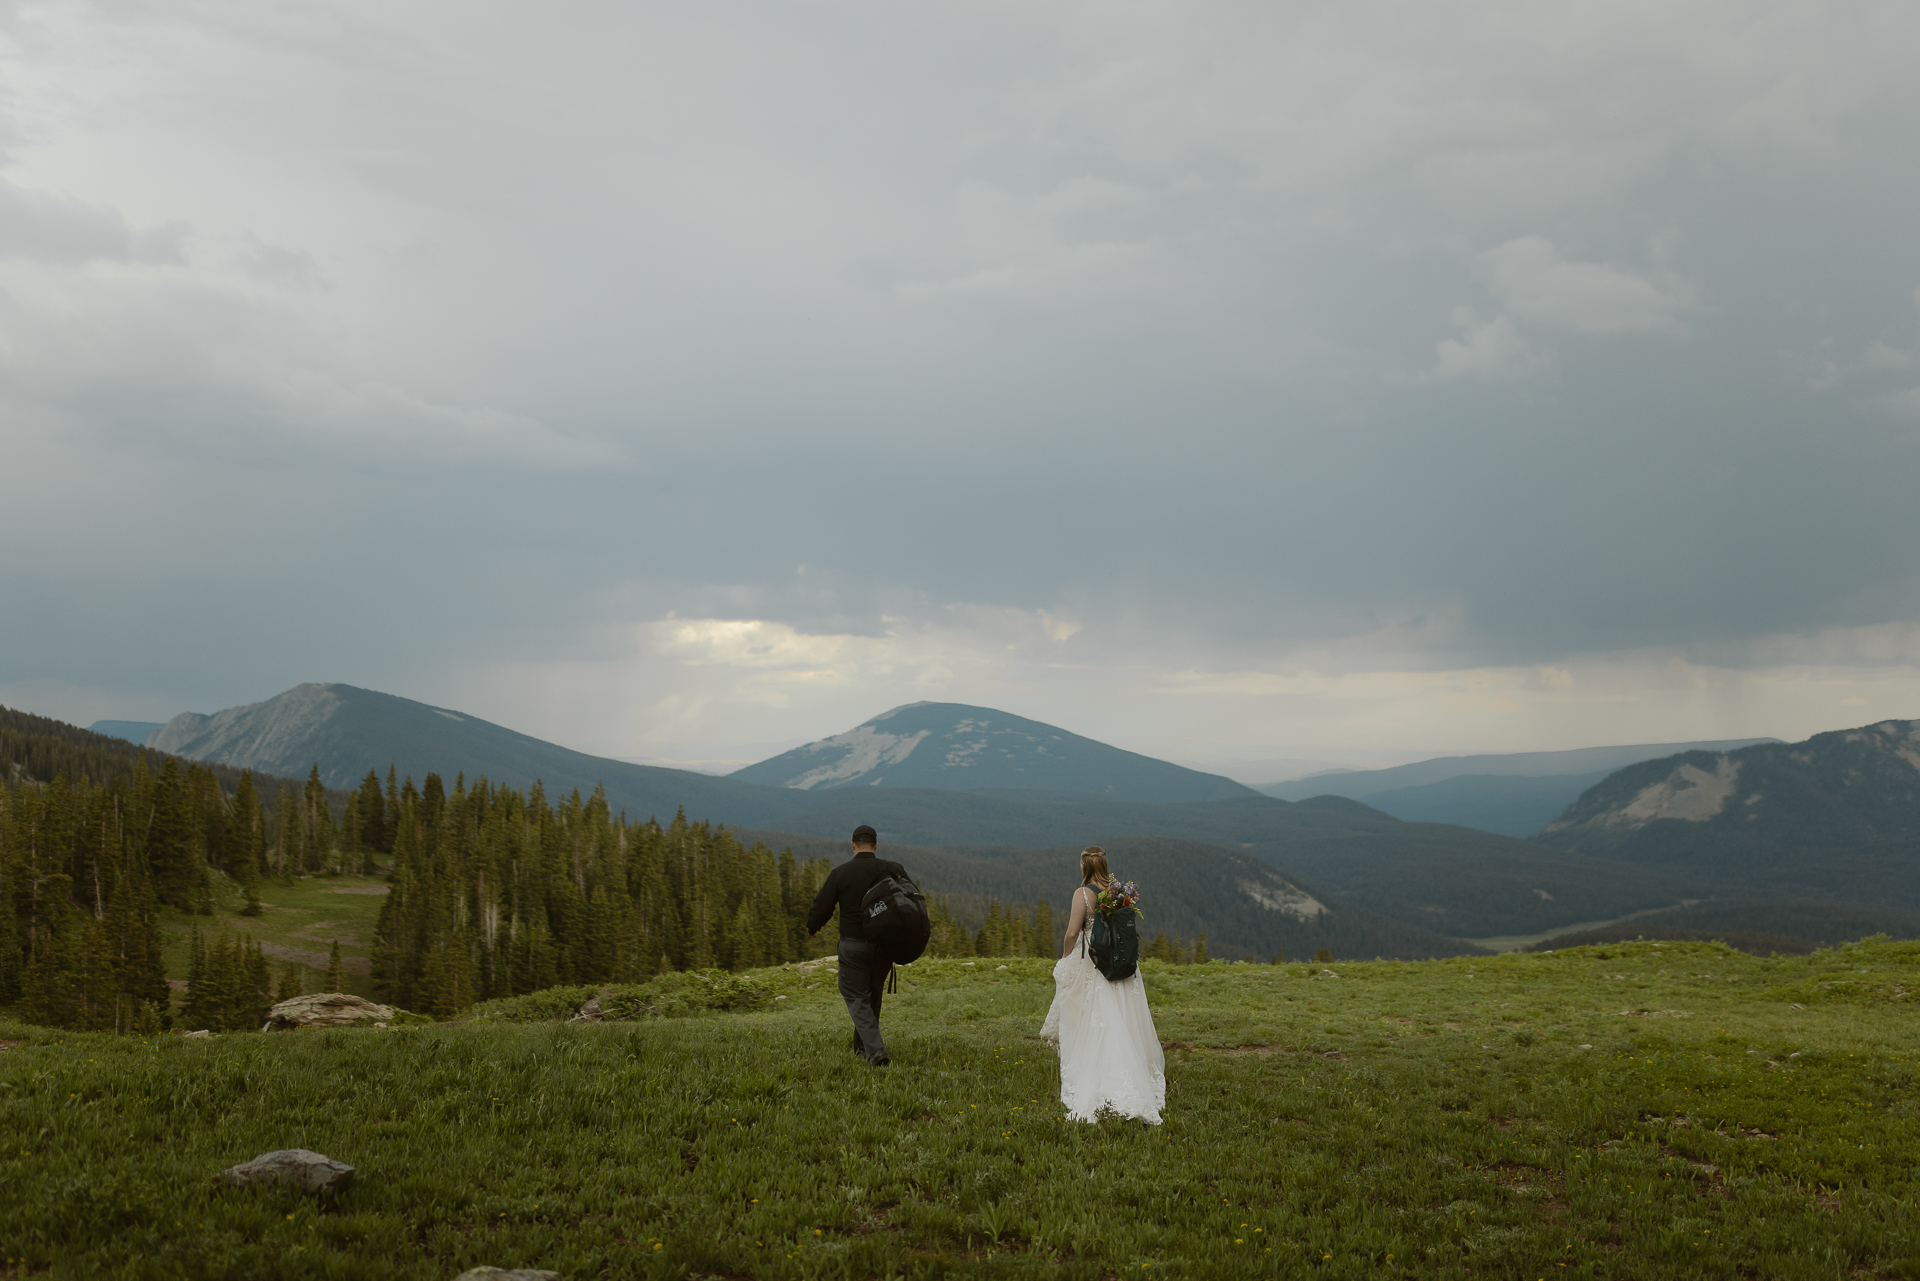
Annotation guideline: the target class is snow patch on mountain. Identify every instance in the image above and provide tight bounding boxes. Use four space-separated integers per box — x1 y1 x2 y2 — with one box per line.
1240 878 1327 919
1609 758 1742 826
783 727 931 790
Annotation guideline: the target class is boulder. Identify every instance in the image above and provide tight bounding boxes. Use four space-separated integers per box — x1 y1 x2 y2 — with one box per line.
263 992 394 1031
568 997 605 1023
452 1270 563 1281
219 1149 355 1193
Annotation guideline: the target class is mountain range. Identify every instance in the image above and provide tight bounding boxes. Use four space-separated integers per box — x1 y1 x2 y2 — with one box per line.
147 683 806 828
117 682 1920 951
137 684 1704 940
16 695 1492 961
1262 739 1778 837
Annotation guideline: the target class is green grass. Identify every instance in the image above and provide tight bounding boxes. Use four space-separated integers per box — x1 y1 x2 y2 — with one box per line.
3 939 1917 1279
159 873 393 1001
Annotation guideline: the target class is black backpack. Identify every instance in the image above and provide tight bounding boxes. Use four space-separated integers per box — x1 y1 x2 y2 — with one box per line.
1088 897 1140 981
860 874 930 965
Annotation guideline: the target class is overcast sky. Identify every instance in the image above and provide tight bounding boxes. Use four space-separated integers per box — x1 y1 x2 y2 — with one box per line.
5 1 1920 780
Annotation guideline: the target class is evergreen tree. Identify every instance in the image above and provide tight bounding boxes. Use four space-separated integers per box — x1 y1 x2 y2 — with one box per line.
340 791 363 871
145 759 198 909
305 766 337 874
382 766 400 853
272 783 303 882
238 860 263 917
356 768 388 856
69 916 118 1031
1193 932 1210 964
326 939 343 991
181 924 209 1029
231 770 267 878
0 811 20 1006
103 869 167 1014
243 940 271 1026
20 876 76 1029
191 865 215 917
276 961 303 1003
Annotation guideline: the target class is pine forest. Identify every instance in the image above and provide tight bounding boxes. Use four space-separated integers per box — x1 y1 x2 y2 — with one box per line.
1 706 1111 1035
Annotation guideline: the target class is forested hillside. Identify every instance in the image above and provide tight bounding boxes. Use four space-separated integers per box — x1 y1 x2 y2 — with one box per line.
741 830 1486 961
1535 719 1920 908
3 704 344 809
0 705 357 1033
0 707 1092 1033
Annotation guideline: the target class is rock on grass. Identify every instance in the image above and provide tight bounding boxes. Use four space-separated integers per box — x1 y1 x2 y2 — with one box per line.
218 1149 355 1193
263 993 395 1030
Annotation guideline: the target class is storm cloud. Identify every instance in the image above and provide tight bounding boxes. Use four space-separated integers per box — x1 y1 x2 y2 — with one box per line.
4 2 1919 775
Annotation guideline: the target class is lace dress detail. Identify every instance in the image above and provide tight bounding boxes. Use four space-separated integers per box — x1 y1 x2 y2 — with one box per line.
1040 888 1166 1124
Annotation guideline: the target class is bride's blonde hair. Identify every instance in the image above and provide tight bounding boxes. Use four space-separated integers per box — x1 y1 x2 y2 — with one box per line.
1079 846 1116 889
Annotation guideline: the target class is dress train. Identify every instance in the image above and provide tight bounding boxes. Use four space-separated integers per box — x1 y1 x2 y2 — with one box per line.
1040 925 1166 1124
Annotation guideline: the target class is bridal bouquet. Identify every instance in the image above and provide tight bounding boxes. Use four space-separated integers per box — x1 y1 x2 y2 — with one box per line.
1095 880 1144 920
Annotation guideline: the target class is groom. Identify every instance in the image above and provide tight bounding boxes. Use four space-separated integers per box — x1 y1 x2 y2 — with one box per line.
806 824 909 1067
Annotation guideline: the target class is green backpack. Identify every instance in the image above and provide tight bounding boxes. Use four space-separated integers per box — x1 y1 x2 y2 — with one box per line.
1087 888 1140 981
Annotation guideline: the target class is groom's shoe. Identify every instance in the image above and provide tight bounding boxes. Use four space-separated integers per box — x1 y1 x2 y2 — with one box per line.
870 1054 891 1067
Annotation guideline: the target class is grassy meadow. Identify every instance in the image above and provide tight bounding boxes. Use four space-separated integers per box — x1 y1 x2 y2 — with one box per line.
2 937 1917 1279
157 873 393 1003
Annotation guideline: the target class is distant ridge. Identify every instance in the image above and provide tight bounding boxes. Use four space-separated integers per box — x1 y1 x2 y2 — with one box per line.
1262 738 1780 837
148 683 803 827
3 703 344 807
1262 739 1781 800
731 702 1257 803
87 720 166 745
1531 718 1920 909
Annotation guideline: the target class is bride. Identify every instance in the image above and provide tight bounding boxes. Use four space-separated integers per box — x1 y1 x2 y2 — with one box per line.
1040 845 1167 1124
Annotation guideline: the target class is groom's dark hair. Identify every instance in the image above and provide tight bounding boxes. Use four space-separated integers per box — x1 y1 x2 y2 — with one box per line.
851 824 878 847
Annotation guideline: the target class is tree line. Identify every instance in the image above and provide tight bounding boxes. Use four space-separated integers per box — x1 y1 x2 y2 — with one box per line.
3 705 1237 1034
0 737 342 1032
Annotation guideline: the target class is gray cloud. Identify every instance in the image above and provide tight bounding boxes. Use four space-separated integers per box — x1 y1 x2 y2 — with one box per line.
0 178 186 263
3 1 1920 757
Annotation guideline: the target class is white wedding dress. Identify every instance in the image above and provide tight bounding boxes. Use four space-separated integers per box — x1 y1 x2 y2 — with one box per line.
1040 887 1167 1124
